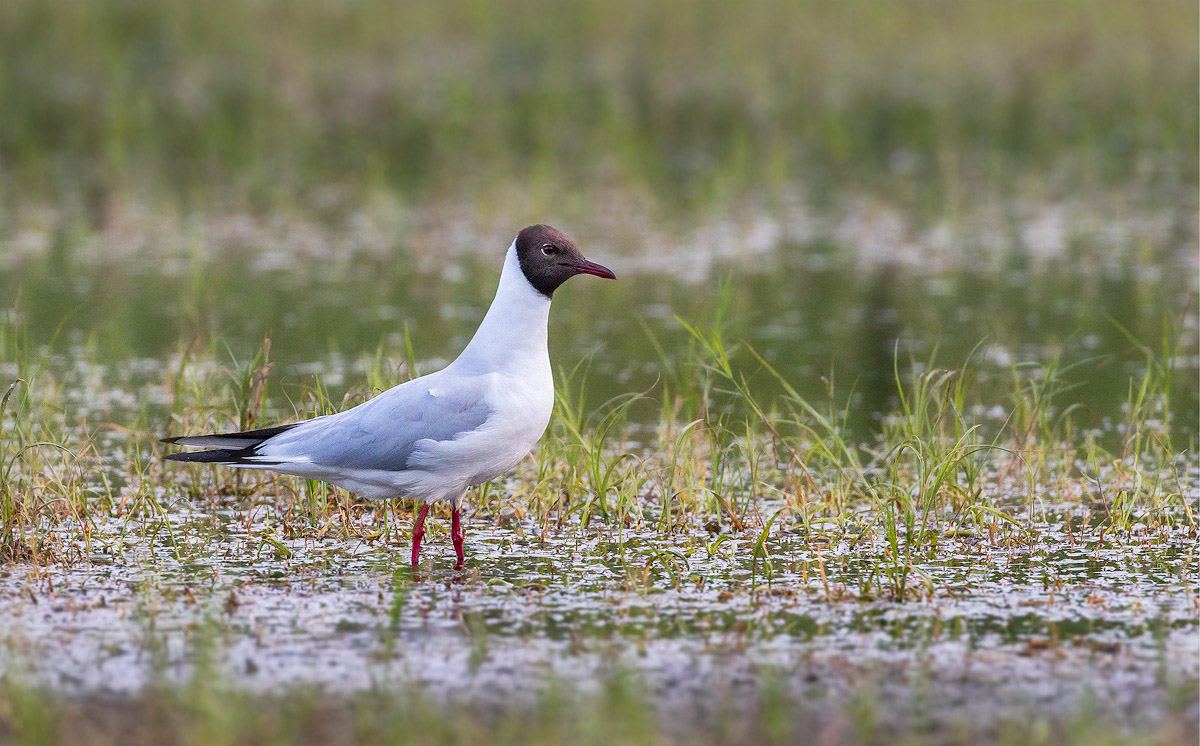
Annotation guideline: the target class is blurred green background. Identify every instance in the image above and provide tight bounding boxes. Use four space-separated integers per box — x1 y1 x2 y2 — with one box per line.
2 0 1195 219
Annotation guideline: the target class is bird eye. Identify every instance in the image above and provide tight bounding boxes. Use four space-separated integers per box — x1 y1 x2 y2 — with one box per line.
541 244 558 256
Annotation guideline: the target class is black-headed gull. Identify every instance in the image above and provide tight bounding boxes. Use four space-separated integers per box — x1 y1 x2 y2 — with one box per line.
163 225 615 566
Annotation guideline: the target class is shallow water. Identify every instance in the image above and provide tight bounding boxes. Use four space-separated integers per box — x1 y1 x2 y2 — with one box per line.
0 495 1194 731
0 201 1197 734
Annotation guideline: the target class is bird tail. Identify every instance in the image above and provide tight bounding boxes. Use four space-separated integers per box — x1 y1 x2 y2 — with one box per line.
161 424 296 465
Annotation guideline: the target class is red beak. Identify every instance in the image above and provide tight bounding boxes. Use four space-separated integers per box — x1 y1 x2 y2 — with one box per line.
568 259 616 280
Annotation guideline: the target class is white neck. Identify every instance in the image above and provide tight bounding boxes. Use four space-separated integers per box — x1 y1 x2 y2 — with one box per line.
452 241 552 374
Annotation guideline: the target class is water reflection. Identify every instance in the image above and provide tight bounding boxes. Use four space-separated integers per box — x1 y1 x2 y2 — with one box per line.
0 507 1193 705
853 263 902 433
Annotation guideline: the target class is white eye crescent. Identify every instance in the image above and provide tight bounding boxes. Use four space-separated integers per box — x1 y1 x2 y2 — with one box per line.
541 244 558 256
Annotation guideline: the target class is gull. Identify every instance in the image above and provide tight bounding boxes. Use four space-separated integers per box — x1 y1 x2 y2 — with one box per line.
163 225 615 567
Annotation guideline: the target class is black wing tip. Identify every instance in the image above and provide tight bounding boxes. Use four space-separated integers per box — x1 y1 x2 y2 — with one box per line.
161 423 299 465
226 423 298 440
163 449 235 464
161 423 297 445
163 449 281 466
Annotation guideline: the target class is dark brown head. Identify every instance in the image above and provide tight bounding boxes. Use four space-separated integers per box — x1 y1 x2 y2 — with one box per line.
514 224 615 298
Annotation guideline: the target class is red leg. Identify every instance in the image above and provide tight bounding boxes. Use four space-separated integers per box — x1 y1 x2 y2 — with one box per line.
451 506 465 568
411 503 430 566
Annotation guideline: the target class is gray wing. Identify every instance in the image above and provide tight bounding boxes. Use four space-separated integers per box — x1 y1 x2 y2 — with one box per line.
257 372 492 472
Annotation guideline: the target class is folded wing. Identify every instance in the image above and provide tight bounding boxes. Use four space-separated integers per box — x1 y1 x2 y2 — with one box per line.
165 372 494 473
